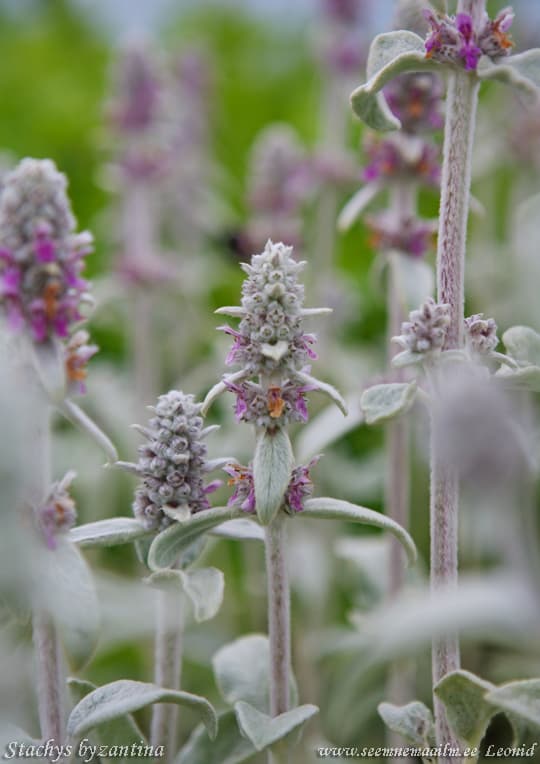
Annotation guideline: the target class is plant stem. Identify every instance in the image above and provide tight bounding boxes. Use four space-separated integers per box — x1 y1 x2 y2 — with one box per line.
265 512 291 719
21 349 66 745
150 589 184 760
431 8 481 750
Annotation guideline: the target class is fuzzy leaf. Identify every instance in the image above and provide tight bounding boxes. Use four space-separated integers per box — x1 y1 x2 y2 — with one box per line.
434 670 495 748
502 326 540 366
213 634 298 714
486 679 540 729
57 399 118 463
392 349 425 368
68 677 147 755
175 710 256 764
146 567 224 623
378 701 434 747
495 365 540 392
234 702 318 752
209 519 265 542
215 306 245 317
36 539 100 670
478 49 540 96
350 31 436 131
296 371 348 415
69 518 150 548
302 497 417 566
338 183 382 231
253 428 293 525
361 382 417 425
147 506 241 571
67 680 217 741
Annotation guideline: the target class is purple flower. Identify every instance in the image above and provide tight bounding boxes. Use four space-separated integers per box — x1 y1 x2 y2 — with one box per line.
362 133 440 187
367 212 437 258
65 329 99 395
423 6 513 71
225 456 320 515
384 73 444 134
38 472 77 550
224 462 256 513
284 456 320 513
110 45 161 133
224 377 313 428
0 159 92 343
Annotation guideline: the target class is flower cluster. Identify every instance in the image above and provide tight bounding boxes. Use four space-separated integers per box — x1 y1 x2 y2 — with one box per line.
64 329 99 395
224 378 313 428
220 241 316 377
38 471 77 550
131 391 221 531
0 159 93 343
366 212 437 258
384 73 444 134
318 0 367 75
213 241 336 428
464 313 498 355
424 7 514 71
362 133 440 186
224 456 319 515
393 297 451 355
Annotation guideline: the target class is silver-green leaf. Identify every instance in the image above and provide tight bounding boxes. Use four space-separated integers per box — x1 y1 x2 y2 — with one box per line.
502 326 540 366
209 519 264 543
302 497 417 566
361 382 417 425
146 567 225 623
175 710 256 764
434 670 495 748
234 701 318 752
253 428 293 525
69 518 150 548
213 634 297 714
478 49 540 96
378 701 434 747
350 31 436 131
67 680 217 741
486 678 540 730
57 399 118 463
147 506 242 571
68 677 147 757
495 365 540 392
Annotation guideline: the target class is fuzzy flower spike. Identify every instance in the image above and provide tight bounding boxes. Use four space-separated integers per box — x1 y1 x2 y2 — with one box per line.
424 6 514 71
118 390 226 532
204 240 347 427
0 158 93 343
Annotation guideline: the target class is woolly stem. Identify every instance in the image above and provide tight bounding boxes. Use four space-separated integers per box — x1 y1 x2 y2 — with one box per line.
23 358 66 744
265 512 291 717
265 512 291 764
431 15 481 751
150 589 184 760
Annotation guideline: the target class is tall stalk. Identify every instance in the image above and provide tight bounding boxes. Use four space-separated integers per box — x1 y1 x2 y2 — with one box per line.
430 1 481 751
265 512 291 764
23 359 65 744
150 590 184 759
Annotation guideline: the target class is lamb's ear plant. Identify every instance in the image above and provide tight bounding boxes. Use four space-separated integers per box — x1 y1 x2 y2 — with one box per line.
194 239 417 763
350 0 540 757
0 157 117 745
